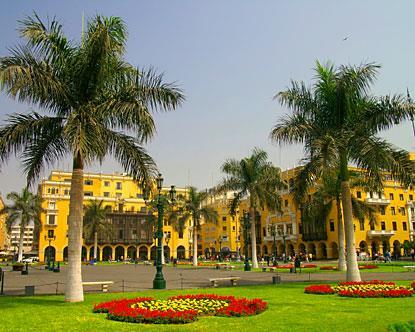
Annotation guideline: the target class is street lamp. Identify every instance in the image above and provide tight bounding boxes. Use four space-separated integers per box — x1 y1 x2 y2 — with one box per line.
270 224 277 266
243 210 251 271
277 227 287 263
152 173 176 289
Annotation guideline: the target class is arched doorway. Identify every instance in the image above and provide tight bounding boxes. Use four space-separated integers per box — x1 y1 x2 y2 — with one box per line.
103 246 112 260
177 245 185 259
127 246 137 260
331 242 339 259
307 243 316 257
63 247 68 261
139 246 148 260
115 246 125 261
319 243 327 259
164 245 170 262
382 240 390 255
288 244 295 256
359 241 368 253
393 240 401 258
150 246 157 260
44 246 56 262
81 246 87 261
89 246 100 261
298 243 306 255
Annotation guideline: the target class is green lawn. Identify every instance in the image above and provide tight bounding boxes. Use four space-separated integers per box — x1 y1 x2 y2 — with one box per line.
1 282 414 331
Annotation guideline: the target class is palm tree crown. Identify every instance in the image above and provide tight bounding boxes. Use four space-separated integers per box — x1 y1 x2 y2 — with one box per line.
83 200 111 240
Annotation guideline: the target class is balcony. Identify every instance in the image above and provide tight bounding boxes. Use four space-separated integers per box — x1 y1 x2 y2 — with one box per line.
365 198 390 205
367 230 395 238
263 234 298 242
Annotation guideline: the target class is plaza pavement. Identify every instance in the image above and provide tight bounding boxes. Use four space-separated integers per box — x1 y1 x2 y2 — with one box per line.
1 263 414 296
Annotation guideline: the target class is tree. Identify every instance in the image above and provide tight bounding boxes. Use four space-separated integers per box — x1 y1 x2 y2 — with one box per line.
169 187 218 266
83 200 112 261
0 188 43 262
297 170 376 271
0 14 184 301
218 148 285 268
271 61 415 281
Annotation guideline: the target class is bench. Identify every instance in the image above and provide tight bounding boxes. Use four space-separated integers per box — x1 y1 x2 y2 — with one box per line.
143 261 152 266
403 266 415 272
209 277 241 287
82 281 114 292
223 265 235 271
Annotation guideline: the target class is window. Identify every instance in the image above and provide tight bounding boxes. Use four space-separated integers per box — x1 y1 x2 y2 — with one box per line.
329 220 335 232
400 194 404 201
370 223 375 231
284 200 289 207
263 227 266 236
403 222 407 231
104 181 110 187
47 229 54 238
232 226 235 231
178 231 183 239
222 226 227 231
381 221 386 230
118 229 123 239
48 201 56 210
64 189 69 195
136 193 143 199
140 206 146 213
392 221 397 231
359 220 365 231
222 216 227 222
84 191 93 196
356 191 361 198
47 215 56 225
116 193 122 198
391 207 396 215
103 192 110 197
400 207 406 216
299 223 303 234
389 193 394 200
379 206 386 215
116 182 122 190
130 206 135 212
84 179 93 185
410 194 414 201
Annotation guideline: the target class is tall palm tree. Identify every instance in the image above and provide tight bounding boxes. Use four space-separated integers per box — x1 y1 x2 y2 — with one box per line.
170 187 218 266
0 14 184 301
297 170 376 271
271 61 415 281
83 200 112 261
0 188 43 262
218 148 285 268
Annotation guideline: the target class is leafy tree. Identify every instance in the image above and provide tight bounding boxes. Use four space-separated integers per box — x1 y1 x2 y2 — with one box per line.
0 188 43 262
0 14 184 301
218 148 285 268
83 200 112 261
169 187 218 266
271 61 415 281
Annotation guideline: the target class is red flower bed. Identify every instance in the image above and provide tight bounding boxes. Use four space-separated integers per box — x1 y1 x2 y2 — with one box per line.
319 266 338 271
302 264 317 268
277 264 293 269
93 294 267 324
358 265 378 270
338 289 413 298
304 284 335 295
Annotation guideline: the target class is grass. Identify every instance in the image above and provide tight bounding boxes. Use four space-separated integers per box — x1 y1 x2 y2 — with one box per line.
1 282 414 331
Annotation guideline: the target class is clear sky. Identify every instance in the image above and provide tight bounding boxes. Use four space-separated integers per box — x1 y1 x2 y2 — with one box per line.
1 1 415 196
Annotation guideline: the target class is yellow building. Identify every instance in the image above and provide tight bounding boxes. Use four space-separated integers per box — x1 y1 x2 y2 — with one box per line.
0 195 7 251
201 167 415 260
38 171 191 262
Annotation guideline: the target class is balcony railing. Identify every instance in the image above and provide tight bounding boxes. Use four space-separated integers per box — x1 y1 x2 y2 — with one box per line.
365 198 390 205
367 230 395 237
263 234 298 242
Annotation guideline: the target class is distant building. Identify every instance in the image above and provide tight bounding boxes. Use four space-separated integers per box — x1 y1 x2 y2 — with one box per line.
0 195 7 251
9 222 35 255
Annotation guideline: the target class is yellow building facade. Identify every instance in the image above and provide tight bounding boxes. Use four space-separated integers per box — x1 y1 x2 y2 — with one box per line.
38 171 191 262
0 195 7 250
201 167 415 260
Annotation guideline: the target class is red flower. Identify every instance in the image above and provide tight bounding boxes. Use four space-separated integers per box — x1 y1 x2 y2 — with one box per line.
304 284 335 295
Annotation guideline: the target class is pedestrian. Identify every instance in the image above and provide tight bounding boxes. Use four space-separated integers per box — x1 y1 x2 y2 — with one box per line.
308 252 312 262
410 248 415 260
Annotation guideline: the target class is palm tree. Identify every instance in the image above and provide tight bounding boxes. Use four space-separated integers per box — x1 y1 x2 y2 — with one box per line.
170 187 218 266
271 61 415 281
218 148 285 268
297 170 376 271
0 188 43 262
0 14 184 301
83 200 112 261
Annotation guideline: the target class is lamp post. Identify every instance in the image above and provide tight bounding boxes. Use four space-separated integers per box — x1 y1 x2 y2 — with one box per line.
270 224 277 265
243 211 251 271
152 173 176 290
277 227 287 263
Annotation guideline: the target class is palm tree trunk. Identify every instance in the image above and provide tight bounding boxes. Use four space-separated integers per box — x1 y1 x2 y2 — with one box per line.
17 222 24 262
250 207 259 268
65 153 84 302
93 232 98 261
336 198 346 271
339 154 361 281
192 223 198 267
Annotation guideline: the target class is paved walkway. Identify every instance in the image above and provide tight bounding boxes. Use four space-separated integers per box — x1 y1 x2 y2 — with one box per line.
1 264 414 296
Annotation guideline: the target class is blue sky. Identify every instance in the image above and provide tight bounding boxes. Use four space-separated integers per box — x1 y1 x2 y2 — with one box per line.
1 1 415 195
